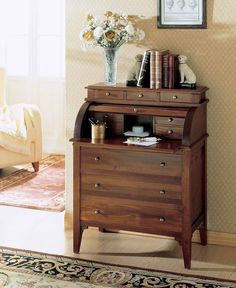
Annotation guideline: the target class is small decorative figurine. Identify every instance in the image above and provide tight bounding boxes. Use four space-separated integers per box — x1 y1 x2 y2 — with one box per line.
126 54 143 86
178 55 196 88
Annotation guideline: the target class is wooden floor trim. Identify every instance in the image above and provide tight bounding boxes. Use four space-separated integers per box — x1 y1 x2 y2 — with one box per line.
192 230 236 247
65 212 236 248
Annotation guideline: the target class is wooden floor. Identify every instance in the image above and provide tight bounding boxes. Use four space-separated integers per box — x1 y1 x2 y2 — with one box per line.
0 205 235 281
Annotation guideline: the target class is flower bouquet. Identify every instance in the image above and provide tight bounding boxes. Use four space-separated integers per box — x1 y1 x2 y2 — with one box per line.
80 11 145 86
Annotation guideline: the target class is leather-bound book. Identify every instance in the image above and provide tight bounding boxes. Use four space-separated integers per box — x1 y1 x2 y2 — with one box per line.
137 50 151 88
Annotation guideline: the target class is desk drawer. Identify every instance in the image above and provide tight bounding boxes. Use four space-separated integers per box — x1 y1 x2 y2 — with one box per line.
154 125 183 140
81 147 182 177
81 195 182 234
160 92 201 103
155 116 185 126
127 91 159 101
95 89 124 100
81 174 182 203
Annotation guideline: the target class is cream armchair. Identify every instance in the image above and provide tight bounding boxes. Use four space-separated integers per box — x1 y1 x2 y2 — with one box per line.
0 68 42 172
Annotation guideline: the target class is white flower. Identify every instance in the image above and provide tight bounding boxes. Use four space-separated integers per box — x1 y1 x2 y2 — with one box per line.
94 27 104 39
125 23 134 36
80 11 145 49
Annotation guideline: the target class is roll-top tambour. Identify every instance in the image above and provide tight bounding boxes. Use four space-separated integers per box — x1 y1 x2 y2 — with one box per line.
81 147 182 177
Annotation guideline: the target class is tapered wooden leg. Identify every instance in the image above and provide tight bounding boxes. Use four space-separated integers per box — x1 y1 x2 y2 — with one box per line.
182 236 192 269
99 228 106 232
200 143 207 246
73 225 84 253
32 161 39 172
199 223 207 245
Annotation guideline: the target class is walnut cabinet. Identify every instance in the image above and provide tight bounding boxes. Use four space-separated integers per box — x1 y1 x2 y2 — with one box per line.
71 83 209 269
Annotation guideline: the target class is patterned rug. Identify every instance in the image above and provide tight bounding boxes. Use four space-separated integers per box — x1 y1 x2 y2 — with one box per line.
0 155 65 212
0 248 235 288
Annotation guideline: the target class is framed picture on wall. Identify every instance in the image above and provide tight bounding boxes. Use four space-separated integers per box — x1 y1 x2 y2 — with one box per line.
158 0 207 29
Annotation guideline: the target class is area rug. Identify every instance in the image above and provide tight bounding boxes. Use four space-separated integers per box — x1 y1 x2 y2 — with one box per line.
0 155 65 212
0 248 235 288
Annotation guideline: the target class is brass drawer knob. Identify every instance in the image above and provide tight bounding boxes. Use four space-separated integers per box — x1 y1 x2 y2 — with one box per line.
105 92 110 96
94 156 100 161
159 190 166 195
168 130 173 134
94 183 100 188
94 210 101 214
138 94 144 98
159 217 165 222
172 95 178 100
133 108 138 113
168 117 173 122
160 162 166 167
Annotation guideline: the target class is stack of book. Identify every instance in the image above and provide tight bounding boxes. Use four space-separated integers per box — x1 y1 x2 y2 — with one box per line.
137 49 180 89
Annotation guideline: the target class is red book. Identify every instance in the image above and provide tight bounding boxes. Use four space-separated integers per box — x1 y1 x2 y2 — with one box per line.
168 54 179 89
162 54 170 88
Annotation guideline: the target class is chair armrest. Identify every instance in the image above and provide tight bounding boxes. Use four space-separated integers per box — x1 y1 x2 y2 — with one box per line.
23 104 42 160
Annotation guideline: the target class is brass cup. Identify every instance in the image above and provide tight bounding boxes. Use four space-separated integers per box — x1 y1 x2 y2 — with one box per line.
91 124 105 140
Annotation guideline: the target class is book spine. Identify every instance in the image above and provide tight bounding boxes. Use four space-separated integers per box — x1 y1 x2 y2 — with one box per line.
162 54 169 88
174 56 180 88
168 54 180 89
168 54 174 89
150 50 157 89
155 50 169 89
137 50 150 87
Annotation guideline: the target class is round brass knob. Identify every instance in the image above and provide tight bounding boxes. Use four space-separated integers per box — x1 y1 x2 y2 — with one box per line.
168 117 173 122
133 108 138 113
172 95 178 100
105 92 110 96
160 162 165 167
159 217 165 222
94 183 100 188
138 94 144 98
94 210 101 214
168 130 173 134
159 190 166 195
94 156 100 161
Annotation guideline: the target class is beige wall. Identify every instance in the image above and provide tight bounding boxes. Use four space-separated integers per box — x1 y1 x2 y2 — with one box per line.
66 0 236 233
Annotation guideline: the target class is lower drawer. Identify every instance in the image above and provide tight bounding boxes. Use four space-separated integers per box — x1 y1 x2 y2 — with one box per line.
81 195 182 234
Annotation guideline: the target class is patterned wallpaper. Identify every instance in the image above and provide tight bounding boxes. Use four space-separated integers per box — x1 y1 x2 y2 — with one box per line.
66 0 236 233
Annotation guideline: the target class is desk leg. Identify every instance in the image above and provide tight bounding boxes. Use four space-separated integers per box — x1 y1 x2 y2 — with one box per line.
182 236 192 269
200 144 207 246
73 224 84 253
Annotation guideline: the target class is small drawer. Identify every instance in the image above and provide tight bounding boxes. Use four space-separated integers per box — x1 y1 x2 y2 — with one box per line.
127 91 159 101
155 116 185 126
81 195 182 234
95 89 124 100
160 92 201 103
154 125 183 139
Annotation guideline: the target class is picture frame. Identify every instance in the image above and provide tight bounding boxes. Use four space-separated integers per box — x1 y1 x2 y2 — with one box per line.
158 0 207 29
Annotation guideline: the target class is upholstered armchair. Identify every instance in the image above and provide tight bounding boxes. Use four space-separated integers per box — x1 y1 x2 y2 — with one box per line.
0 68 42 172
